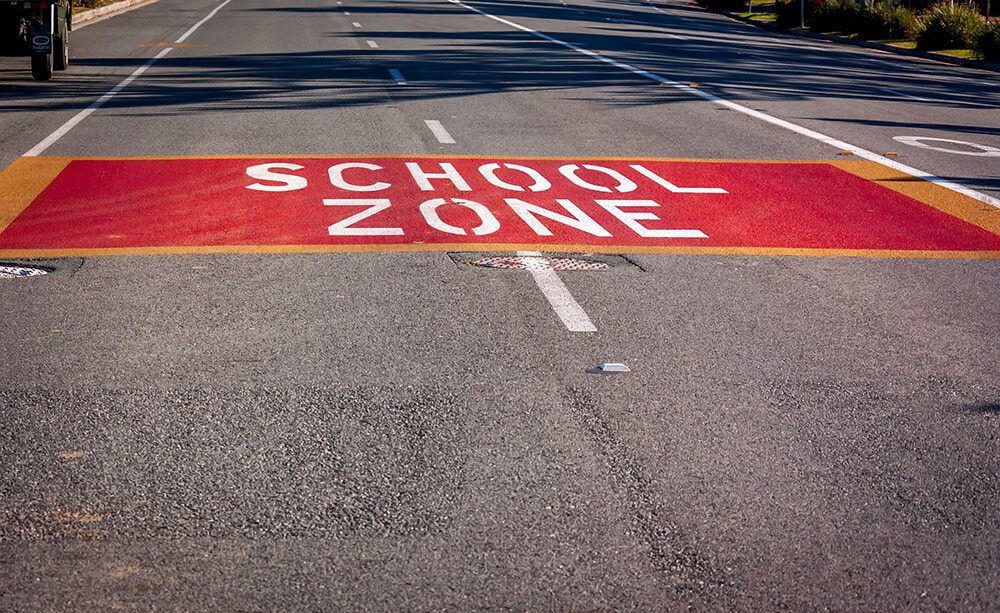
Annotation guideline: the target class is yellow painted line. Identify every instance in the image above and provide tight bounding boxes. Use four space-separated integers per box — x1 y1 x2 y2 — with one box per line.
0 244 997 260
832 160 1000 238
0 157 72 236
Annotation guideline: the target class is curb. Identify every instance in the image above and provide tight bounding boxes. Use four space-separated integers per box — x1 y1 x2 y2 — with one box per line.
72 0 159 27
723 11 1000 73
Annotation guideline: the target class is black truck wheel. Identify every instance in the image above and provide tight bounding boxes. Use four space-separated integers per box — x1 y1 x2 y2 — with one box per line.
54 32 68 70
31 52 52 81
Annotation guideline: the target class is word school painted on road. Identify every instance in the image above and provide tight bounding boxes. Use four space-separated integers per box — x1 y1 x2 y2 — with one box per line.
1 156 999 255
246 160 723 240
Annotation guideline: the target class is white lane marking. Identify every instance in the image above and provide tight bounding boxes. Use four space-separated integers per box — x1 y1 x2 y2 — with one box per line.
445 0 1000 210
26 1 232 156
878 87 930 102
894 136 1000 157
519 251 597 333
176 0 232 44
344 10 351 15
425 120 456 144
26 48 173 156
367 40 379 48
352 21 362 28
389 69 407 84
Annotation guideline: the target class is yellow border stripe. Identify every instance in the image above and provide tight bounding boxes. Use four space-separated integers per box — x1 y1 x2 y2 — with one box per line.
0 244 996 260
0 157 72 236
832 160 1000 237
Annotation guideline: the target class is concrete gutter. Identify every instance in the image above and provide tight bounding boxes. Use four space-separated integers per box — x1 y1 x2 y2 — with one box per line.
72 0 160 28
723 11 1000 74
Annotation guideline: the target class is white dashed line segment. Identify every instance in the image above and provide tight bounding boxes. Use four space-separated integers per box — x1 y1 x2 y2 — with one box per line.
519 252 597 333
424 120 457 144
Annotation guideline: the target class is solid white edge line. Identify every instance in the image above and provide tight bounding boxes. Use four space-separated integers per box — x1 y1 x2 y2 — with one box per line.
175 0 232 44
519 251 598 333
425 120 457 144
446 0 1000 210
25 47 174 157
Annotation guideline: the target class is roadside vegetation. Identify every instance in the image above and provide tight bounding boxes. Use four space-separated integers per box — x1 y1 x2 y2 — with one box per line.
71 0 121 11
700 0 1000 62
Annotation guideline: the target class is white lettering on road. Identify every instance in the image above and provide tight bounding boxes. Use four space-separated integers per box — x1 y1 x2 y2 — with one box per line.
893 136 1000 157
506 198 612 237
419 198 500 235
406 162 472 191
325 199 403 236
630 164 728 194
246 163 309 192
596 200 708 238
328 162 391 192
559 164 637 193
479 163 552 192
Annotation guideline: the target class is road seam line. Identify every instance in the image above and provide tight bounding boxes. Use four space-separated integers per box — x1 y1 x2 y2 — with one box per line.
446 0 1000 209
519 251 597 333
878 87 931 102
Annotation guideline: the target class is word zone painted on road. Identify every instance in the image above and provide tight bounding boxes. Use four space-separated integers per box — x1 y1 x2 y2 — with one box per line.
0 156 998 255
246 160 722 240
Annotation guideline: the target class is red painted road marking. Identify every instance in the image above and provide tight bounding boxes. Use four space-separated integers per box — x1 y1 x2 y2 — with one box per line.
0 156 998 257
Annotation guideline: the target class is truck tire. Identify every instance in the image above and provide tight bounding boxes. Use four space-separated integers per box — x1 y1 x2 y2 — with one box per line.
54 32 68 70
31 53 53 81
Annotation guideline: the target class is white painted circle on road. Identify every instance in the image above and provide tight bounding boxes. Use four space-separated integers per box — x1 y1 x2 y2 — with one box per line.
893 136 1000 157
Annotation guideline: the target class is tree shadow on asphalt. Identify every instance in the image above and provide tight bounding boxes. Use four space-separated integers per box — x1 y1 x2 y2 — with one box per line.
1 0 998 119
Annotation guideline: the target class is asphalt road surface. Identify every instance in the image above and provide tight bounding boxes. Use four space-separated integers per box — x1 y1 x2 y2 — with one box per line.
1 0 999 610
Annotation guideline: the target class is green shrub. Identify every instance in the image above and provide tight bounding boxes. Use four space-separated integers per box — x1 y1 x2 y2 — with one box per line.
809 1 866 33
916 2 985 50
977 19 1000 62
864 2 920 39
696 0 750 12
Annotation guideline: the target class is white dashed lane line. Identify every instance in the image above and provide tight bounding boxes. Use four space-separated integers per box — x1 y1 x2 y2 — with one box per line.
367 40 379 48
424 120 456 144
519 252 597 333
